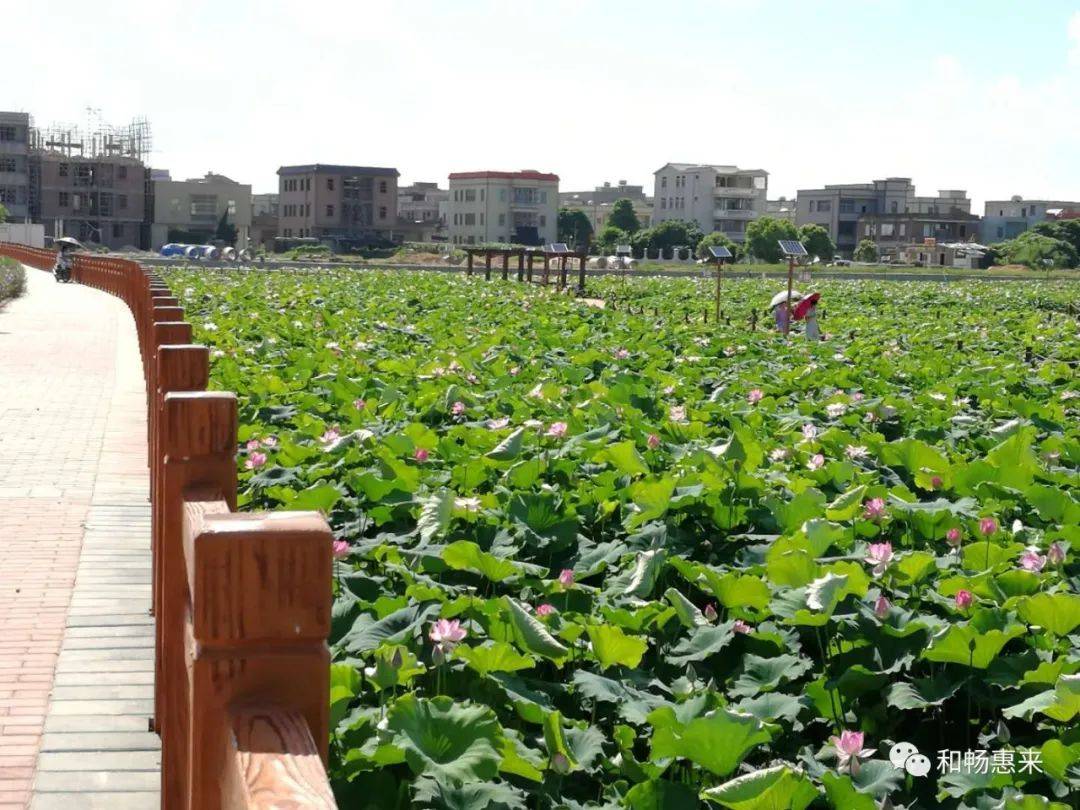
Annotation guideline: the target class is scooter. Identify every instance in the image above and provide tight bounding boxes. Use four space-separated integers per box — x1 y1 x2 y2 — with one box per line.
53 254 73 283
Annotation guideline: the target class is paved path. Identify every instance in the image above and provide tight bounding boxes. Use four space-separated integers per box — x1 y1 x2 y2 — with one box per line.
0 267 158 809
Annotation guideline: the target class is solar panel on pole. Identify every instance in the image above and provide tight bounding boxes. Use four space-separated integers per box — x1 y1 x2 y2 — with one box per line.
708 246 733 260
778 240 808 257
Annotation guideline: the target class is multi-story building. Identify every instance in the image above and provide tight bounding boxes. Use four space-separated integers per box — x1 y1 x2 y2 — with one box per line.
398 182 448 226
277 164 399 248
766 197 797 224
447 170 558 246
857 210 981 260
252 193 279 217
0 112 32 222
797 178 972 256
35 151 148 249
981 196 1080 243
151 172 252 248
559 180 653 234
651 163 767 243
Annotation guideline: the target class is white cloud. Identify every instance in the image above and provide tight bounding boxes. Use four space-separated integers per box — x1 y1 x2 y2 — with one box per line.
1069 11 1080 65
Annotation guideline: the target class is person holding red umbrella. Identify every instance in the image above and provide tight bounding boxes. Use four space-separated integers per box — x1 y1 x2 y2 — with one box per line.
793 292 822 341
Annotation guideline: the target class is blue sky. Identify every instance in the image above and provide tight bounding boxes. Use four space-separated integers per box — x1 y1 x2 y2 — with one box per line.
11 1 1080 207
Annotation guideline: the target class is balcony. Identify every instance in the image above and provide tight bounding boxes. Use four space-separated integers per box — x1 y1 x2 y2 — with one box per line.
713 208 757 220
713 186 757 198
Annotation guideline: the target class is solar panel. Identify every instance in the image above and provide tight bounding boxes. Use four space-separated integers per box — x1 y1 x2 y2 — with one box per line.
778 240 808 257
708 245 733 259
548 243 570 254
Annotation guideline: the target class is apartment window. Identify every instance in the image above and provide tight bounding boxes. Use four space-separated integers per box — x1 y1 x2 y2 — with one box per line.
890 201 898 213
379 180 387 193
464 189 476 202
660 198 667 209
117 165 127 179
379 206 387 219
0 156 15 172
540 191 547 203
498 214 505 226
306 178 311 191
113 223 124 238
463 213 476 225
0 125 15 141
539 215 546 227
499 189 507 201
480 189 485 201
327 177 334 190
880 223 895 237
808 201 814 212
899 223 906 236
817 200 832 212
839 199 854 214
305 203 311 217
58 191 70 207
118 194 127 209
1021 207 1027 217
754 176 766 189
0 186 16 204
996 226 1004 238
326 205 334 217
453 190 460 202
661 177 667 189
480 213 484 225
864 224 871 235
59 162 69 177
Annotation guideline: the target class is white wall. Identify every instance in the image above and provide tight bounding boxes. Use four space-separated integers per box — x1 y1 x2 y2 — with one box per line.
0 222 45 248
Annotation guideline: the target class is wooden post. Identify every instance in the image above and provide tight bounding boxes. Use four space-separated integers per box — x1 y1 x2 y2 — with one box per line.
502 251 510 281
559 256 567 288
484 251 492 281
517 252 525 282
542 254 550 285
577 255 586 292
785 257 795 336
526 253 534 282
466 251 473 276
185 507 332 808
714 260 722 322
158 393 238 810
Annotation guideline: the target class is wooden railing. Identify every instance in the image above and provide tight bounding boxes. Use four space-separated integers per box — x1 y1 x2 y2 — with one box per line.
0 244 337 810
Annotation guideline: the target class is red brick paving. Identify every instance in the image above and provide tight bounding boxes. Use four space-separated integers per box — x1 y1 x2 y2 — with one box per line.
0 267 144 809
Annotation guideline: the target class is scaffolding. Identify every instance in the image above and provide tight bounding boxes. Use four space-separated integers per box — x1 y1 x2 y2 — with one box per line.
31 110 152 162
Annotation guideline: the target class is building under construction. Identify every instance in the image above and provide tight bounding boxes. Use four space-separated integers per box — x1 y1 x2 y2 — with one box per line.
30 115 153 249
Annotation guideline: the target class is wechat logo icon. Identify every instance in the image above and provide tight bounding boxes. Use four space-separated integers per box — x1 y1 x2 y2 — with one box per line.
890 742 930 777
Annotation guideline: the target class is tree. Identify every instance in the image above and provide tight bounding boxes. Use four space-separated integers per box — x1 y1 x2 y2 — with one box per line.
1031 220 1080 256
594 225 628 255
853 239 878 263
696 232 742 261
997 231 1078 269
0 203 8 223
557 208 593 247
743 217 799 263
608 199 641 234
215 210 237 244
647 219 704 257
798 224 835 261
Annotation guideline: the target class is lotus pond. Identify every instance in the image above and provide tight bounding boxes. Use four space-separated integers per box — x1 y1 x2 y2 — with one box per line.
170 268 1080 810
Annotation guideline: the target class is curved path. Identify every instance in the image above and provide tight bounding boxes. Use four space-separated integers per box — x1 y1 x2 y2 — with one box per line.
0 268 158 809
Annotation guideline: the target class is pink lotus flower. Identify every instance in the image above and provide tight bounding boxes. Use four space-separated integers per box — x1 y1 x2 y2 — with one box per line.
874 595 890 619
558 569 575 588
353 398 366 410
862 498 887 522
807 453 825 471
946 527 963 548
246 439 261 451
546 421 568 439
704 603 718 622
802 424 818 441
647 433 661 450
955 589 974 610
1048 542 1066 566
245 451 267 470
451 401 466 416
331 539 350 559
1020 549 1047 572
865 542 893 576
261 435 278 448
930 475 943 489
831 730 873 772
487 417 510 430
845 445 869 460
747 389 764 404
466 373 478 384
535 604 556 617
320 426 341 446
732 619 752 634
413 447 429 462
663 385 675 395
614 348 630 360
669 404 687 422
429 619 467 651
852 392 864 401
770 447 790 462
509 365 520 376
979 517 998 536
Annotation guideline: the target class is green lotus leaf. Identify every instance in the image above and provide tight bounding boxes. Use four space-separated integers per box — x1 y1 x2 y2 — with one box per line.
387 694 503 783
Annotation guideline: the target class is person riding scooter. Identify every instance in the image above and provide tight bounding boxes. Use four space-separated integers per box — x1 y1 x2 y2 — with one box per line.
53 237 80 283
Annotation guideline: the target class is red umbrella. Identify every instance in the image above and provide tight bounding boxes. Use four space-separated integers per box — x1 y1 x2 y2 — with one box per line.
793 292 821 320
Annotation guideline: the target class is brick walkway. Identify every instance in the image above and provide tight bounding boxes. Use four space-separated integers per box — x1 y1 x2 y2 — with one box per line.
0 268 158 809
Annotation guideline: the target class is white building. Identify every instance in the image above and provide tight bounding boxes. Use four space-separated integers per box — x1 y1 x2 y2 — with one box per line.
151 172 252 249
982 196 1080 243
651 163 767 243
447 170 558 246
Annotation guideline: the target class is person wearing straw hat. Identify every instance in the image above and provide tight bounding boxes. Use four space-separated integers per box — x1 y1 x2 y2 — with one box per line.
793 292 822 341
768 289 803 334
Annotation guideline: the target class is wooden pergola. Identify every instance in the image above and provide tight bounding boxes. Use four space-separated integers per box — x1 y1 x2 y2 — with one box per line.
463 246 590 290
